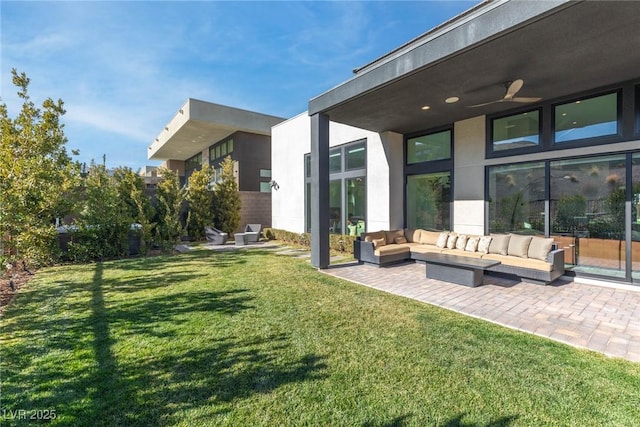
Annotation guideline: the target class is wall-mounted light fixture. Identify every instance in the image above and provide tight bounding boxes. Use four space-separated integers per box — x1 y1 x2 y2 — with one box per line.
269 180 280 191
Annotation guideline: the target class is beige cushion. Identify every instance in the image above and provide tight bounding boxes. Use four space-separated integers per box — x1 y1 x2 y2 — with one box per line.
436 232 449 248
443 248 484 258
404 228 422 243
385 229 404 244
465 236 479 252
489 234 510 255
482 253 553 271
478 236 492 253
446 234 458 249
507 234 533 258
372 237 386 249
410 244 446 255
455 234 468 250
419 230 441 245
363 231 386 244
528 236 554 261
374 244 411 256
394 236 408 244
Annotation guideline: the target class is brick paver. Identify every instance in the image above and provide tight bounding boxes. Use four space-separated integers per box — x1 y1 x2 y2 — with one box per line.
324 261 640 363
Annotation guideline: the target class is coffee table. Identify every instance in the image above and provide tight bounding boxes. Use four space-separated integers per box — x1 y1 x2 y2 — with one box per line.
420 253 501 287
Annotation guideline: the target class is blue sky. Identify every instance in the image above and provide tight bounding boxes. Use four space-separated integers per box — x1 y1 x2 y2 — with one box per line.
1 1 476 171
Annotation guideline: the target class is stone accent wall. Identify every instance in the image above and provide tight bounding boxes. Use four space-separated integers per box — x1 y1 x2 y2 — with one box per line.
238 191 271 233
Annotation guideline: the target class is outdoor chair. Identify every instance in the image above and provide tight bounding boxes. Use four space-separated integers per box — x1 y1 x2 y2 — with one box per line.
205 226 228 245
244 224 262 243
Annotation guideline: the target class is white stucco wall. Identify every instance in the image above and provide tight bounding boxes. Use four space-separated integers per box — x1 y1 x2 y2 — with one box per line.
271 112 398 234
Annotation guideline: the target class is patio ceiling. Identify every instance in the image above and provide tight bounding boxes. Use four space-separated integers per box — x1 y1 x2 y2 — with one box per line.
308 0 640 134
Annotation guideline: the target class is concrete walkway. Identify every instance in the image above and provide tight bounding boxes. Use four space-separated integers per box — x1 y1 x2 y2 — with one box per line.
324 261 640 363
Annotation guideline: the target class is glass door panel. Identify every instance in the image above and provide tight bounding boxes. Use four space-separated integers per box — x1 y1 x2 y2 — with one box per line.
551 155 626 278
406 172 451 230
632 153 640 280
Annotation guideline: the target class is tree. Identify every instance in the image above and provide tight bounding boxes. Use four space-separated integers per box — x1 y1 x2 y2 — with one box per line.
212 156 241 234
0 69 80 268
154 167 185 250
185 164 214 240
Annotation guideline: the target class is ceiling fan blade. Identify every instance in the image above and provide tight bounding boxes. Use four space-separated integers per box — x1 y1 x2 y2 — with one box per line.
504 79 524 100
468 100 501 108
511 96 542 103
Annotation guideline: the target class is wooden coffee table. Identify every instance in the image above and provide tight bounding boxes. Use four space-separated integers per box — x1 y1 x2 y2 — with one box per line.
420 253 501 287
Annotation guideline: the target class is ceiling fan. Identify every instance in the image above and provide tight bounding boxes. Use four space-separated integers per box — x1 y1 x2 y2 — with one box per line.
469 79 542 107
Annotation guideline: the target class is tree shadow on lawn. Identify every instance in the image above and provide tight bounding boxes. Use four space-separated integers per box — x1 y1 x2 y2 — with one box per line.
440 413 519 427
1 262 327 426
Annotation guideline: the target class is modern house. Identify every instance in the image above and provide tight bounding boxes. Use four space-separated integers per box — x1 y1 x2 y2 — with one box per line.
148 98 285 231
272 0 640 284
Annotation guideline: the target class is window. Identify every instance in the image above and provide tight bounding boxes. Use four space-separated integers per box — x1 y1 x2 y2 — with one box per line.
491 110 540 152
210 139 234 162
305 140 367 235
554 92 618 143
259 181 271 193
487 162 545 234
407 130 451 164
406 172 450 230
329 149 341 173
185 152 202 172
632 153 640 280
346 142 366 170
260 169 271 178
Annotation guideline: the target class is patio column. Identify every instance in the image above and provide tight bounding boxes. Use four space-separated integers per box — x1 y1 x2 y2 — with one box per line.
310 113 330 269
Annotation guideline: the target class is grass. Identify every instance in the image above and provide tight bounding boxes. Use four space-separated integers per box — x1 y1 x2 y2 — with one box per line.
1 248 639 426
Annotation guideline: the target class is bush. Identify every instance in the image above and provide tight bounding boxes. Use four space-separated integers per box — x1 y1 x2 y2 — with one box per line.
266 228 355 255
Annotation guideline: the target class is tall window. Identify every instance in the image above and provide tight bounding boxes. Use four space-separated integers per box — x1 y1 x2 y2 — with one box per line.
185 152 203 176
305 140 367 236
487 162 545 234
406 130 451 164
554 92 618 143
491 110 540 152
406 173 451 230
632 153 640 280
209 138 234 162
550 155 627 278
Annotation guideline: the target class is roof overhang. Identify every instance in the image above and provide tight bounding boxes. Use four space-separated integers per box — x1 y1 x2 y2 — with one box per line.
148 98 285 161
308 0 640 134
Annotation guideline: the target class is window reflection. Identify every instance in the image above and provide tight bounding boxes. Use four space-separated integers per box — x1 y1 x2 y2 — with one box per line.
554 92 618 143
406 172 450 230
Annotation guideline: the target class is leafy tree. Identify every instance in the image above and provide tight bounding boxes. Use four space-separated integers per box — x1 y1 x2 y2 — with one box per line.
212 156 241 234
0 69 80 268
112 167 155 255
185 164 214 240
154 167 185 250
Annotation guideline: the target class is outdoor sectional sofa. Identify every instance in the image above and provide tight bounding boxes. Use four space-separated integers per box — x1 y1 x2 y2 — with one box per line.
354 229 565 285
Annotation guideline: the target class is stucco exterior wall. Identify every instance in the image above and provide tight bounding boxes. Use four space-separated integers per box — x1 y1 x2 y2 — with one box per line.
453 116 486 235
271 112 397 234
238 191 271 233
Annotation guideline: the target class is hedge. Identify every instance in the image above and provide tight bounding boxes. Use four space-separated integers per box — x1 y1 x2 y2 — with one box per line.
262 228 356 255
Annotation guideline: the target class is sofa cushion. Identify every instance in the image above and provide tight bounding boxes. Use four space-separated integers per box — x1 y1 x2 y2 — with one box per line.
443 248 484 258
374 244 411 257
394 236 408 244
482 253 553 271
419 230 441 245
385 229 405 244
528 236 554 261
446 234 458 249
363 231 386 245
410 244 446 255
489 234 510 255
465 236 480 252
507 234 534 258
404 228 422 243
372 237 386 249
455 234 468 250
436 232 449 248
478 236 492 253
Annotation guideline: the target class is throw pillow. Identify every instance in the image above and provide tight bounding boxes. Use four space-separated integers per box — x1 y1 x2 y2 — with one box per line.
489 234 511 255
446 234 458 249
394 236 408 244
364 235 373 243
465 236 480 252
436 232 449 248
528 236 554 261
478 236 492 253
372 237 386 249
385 229 404 244
507 234 534 258
455 234 468 250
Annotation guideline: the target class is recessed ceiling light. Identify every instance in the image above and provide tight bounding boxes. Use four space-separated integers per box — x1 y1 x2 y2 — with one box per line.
445 96 459 104
421 105 431 110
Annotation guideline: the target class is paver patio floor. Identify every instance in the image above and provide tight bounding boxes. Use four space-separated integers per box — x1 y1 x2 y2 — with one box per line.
323 261 640 363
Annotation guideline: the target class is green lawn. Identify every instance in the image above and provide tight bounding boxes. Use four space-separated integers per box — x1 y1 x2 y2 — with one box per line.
1 248 639 426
